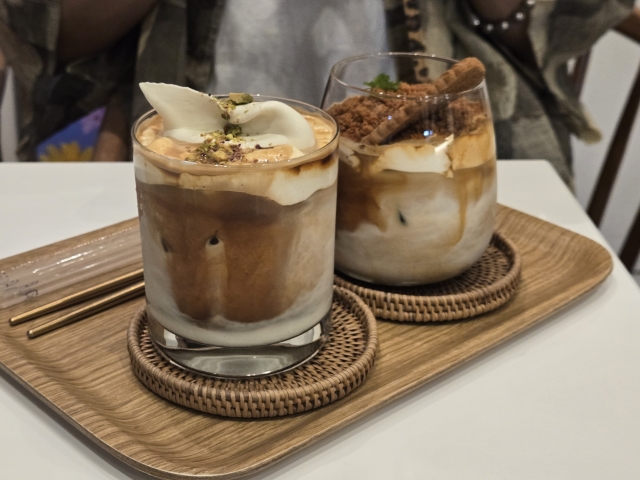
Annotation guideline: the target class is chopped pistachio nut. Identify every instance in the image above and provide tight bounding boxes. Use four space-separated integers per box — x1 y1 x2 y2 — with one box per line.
228 92 253 105
187 93 255 164
187 127 248 165
224 124 242 136
218 92 253 114
213 150 228 161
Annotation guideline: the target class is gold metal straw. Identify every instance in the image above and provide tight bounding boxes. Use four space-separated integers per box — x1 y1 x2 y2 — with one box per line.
27 281 145 339
9 268 144 326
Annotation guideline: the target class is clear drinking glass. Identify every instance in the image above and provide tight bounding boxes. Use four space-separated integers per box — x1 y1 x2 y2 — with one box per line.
132 96 339 377
322 53 497 286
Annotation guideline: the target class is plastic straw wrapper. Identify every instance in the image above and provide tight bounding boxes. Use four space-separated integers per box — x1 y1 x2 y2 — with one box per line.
0 226 142 309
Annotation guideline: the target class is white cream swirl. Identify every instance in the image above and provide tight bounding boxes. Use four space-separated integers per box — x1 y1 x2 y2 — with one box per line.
139 83 316 152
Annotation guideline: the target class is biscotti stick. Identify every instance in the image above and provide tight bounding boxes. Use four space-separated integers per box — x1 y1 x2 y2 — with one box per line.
432 57 485 95
362 58 486 145
361 84 438 146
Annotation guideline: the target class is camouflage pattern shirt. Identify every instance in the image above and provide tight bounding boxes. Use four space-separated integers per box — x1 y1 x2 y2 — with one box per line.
0 0 633 186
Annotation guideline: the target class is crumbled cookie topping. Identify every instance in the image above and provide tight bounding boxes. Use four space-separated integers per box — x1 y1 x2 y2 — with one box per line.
327 58 488 145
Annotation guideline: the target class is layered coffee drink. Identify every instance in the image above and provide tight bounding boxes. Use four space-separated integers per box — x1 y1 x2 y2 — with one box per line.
324 56 497 285
133 84 338 350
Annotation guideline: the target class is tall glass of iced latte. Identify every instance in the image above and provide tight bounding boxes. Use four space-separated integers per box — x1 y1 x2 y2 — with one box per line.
133 84 339 377
323 53 497 285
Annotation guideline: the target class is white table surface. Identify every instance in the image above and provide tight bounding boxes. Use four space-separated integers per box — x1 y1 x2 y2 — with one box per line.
0 161 639 479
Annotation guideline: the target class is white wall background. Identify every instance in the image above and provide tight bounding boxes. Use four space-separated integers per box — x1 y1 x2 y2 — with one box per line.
1 23 639 277
572 28 640 277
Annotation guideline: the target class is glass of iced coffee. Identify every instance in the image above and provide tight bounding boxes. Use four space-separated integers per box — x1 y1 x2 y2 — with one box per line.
133 84 339 377
322 53 497 285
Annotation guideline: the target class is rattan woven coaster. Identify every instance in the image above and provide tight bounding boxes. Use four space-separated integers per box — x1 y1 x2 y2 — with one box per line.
128 287 378 418
334 233 521 322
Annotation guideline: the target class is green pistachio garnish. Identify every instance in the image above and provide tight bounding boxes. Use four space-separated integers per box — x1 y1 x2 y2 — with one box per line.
212 150 228 162
224 124 242 136
192 93 253 164
189 126 245 165
228 92 253 105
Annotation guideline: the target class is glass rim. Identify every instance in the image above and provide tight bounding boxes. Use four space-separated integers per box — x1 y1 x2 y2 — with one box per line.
131 94 339 174
329 52 486 101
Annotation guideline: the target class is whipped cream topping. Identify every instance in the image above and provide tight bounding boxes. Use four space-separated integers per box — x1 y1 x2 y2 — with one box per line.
135 84 339 206
338 121 495 176
338 136 453 175
139 83 316 153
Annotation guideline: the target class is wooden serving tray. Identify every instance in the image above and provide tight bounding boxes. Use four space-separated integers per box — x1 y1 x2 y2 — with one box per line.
0 206 612 479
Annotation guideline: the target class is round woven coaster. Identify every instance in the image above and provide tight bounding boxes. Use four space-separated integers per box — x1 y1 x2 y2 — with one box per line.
127 287 378 418
334 232 521 322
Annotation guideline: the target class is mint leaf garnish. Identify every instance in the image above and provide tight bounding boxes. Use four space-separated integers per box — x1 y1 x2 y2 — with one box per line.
364 73 400 91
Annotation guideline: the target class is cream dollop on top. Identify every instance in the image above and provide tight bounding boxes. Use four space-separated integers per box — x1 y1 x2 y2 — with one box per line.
139 83 316 152
338 121 495 176
338 136 452 175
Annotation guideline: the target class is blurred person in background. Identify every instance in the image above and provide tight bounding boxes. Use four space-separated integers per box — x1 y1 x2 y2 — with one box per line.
0 0 222 163
0 0 634 187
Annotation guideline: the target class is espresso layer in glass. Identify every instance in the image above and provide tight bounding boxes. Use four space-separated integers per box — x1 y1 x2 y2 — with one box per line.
334 123 496 285
134 108 338 347
326 56 497 285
